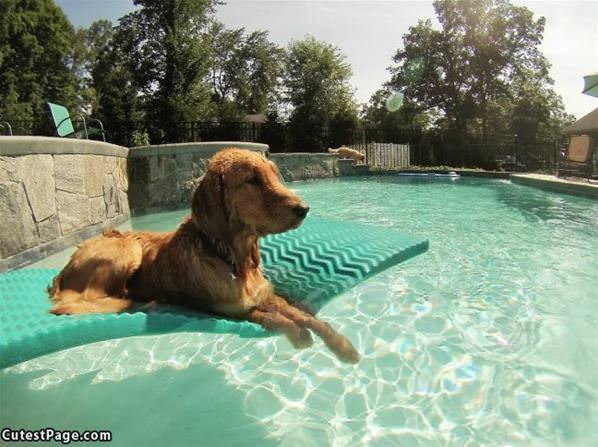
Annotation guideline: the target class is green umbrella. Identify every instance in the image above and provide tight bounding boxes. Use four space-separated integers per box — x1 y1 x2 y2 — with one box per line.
582 72 598 98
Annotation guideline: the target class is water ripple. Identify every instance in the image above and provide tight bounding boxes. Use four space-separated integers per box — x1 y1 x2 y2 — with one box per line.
2 177 598 446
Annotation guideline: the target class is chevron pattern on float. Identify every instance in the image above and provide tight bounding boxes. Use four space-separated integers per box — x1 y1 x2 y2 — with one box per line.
0 217 428 368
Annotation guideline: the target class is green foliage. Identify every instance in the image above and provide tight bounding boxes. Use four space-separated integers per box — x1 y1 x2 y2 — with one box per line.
1 0 573 166
388 0 570 165
117 0 218 142
0 0 78 131
131 129 150 147
72 19 114 111
92 41 144 147
362 88 431 135
207 22 283 121
283 36 359 151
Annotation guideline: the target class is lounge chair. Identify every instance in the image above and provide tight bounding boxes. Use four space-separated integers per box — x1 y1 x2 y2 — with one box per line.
47 102 106 141
558 134 597 180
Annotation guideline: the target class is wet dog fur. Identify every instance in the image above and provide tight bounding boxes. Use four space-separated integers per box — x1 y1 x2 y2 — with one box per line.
48 148 360 363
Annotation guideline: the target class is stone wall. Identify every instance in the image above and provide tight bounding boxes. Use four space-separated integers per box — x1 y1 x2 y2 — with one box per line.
0 137 129 271
128 141 269 213
270 153 339 181
1 141 354 271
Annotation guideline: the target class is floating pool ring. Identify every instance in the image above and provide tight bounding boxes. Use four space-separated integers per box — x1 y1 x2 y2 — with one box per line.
0 217 428 368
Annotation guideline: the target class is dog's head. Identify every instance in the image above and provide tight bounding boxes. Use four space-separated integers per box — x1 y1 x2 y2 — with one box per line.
192 148 309 240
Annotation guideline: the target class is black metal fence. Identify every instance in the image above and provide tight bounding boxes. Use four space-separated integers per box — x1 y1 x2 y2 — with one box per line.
0 118 59 137
0 120 36 136
183 121 263 143
0 115 561 172
179 121 421 154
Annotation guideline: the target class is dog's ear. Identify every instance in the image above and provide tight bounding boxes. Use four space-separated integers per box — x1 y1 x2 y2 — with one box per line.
191 171 230 241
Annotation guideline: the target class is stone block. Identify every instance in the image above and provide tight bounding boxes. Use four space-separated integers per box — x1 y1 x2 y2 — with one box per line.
127 182 149 213
147 178 176 208
103 174 120 218
0 156 19 182
176 153 193 170
54 155 85 194
163 156 177 177
89 196 106 224
149 156 161 182
56 190 91 235
84 155 105 196
192 159 208 178
119 189 130 216
0 182 38 257
37 214 60 244
19 154 56 222
117 158 128 191
104 155 118 174
128 157 149 183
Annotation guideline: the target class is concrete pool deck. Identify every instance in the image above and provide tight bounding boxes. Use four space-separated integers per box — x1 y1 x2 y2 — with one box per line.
511 173 598 199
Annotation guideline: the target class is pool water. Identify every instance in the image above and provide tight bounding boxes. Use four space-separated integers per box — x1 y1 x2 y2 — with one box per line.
2 177 598 446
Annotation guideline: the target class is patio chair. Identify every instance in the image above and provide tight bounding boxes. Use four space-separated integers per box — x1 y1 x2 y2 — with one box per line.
47 102 106 141
558 134 597 180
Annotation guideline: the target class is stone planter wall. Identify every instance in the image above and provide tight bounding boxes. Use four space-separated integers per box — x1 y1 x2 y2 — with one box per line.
270 153 339 181
128 142 269 213
1 141 355 271
0 137 130 271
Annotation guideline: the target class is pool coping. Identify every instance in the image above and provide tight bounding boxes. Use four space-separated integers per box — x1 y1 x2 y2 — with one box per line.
128 141 269 158
0 136 128 157
510 173 598 199
373 169 597 198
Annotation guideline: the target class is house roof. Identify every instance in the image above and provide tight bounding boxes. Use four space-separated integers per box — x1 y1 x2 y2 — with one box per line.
564 107 598 135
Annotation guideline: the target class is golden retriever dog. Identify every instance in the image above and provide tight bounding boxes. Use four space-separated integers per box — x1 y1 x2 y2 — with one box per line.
48 148 360 363
328 146 365 163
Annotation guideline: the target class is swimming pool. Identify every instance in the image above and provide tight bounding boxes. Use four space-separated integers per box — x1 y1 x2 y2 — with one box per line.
2 177 597 446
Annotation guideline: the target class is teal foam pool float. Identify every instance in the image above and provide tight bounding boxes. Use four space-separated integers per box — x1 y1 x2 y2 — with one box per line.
0 217 428 368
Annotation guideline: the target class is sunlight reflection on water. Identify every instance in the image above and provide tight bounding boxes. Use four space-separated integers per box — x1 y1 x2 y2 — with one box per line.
2 177 598 446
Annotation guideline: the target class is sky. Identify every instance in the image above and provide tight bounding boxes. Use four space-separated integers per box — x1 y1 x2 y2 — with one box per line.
56 0 598 119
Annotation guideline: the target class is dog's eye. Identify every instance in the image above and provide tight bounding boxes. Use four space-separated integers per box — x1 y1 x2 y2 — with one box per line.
247 175 262 186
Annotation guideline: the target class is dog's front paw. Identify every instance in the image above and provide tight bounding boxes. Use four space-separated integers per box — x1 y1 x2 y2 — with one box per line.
336 343 361 364
288 328 314 349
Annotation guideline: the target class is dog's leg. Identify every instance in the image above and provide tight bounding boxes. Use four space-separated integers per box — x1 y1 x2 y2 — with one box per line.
49 236 142 315
266 296 360 364
279 295 315 316
248 308 313 349
51 295 132 315
51 264 133 314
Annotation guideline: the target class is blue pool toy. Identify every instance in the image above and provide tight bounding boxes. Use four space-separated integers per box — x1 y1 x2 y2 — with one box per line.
0 217 428 368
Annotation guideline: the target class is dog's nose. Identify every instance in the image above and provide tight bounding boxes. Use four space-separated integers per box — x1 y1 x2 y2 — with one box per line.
293 204 310 218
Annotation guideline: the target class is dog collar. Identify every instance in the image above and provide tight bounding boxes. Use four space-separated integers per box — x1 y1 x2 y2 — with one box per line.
196 228 238 276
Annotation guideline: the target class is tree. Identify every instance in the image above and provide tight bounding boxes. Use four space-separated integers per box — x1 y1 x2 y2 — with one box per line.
207 22 284 122
361 88 432 140
91 24 144 147
72 20 114 112
388 0 563 165
283 36 359 151
508 74 575 167
117 0 218 142
0 0 78 133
